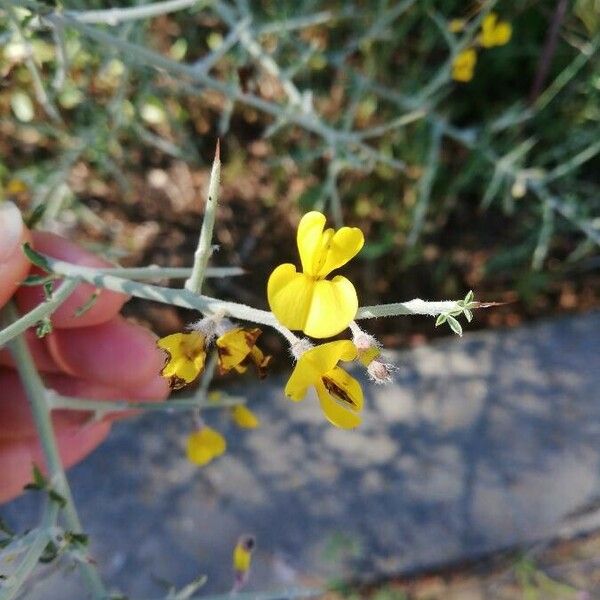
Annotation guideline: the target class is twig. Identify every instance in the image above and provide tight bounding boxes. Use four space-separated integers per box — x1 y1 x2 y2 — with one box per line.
529 0 569 104
0 279 78 348
185 140 221 294
1 0 62 123
62 0 206 25
3 303 108 599
47 391 245 413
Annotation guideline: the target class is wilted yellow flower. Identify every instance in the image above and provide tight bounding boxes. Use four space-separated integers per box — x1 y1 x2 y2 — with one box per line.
157 331 207 389
285 340 363 429
232 535 255 591
268 211 364 338
452 48 477 82
480 13 512 48
186 426 226 466
230 405 260 429
216 327 271 378
233 536 255 573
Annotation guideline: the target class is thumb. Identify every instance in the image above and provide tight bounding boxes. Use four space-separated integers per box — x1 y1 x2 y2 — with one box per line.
0 201 31 308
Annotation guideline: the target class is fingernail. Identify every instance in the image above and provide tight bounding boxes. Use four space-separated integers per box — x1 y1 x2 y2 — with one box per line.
0 201 24 262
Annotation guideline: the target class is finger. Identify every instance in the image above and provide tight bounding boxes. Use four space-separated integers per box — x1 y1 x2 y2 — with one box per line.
15 231 128 328
0 201 31 308
45 316 167 389
0 421 110 504
0 369 169 440
0 329 61 373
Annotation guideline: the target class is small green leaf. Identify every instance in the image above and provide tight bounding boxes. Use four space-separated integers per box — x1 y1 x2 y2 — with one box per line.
464 290 474 304
39 540 59 563
21 274 57 286
65 532 89 547
464 308 473 322
446 315 463 336
24 204 46 229
48 490 67 508
435 313 447 326
22 243 51 272
32 464 47 488
36 317 53 338
74 290 100 317
42 280 55 300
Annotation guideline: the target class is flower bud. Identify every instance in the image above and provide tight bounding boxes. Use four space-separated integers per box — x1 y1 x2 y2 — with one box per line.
367 359 397 385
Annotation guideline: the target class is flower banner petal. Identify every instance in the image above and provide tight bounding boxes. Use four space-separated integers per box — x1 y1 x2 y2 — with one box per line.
315 226 364 278
296 211 327 276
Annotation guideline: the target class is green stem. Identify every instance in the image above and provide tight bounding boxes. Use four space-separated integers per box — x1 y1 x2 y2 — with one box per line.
0 279 78 348
48 391 245 413
3 304 108 599
185 141 221 294
0 502 59 600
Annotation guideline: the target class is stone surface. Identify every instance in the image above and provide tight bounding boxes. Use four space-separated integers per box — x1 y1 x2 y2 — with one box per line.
3 313 600 599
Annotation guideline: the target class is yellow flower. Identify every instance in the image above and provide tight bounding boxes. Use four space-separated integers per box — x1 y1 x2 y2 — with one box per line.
157 331 207 389
285 340 364 429
448 18 466 33
216 327 271 378
452 48 477 82
230 405 260 429
186 426 226 466
268 211 364 339
233 536 255 573
479 13 512 48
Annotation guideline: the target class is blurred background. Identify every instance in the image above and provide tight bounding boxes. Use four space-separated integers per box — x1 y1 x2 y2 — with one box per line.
1 0 600 598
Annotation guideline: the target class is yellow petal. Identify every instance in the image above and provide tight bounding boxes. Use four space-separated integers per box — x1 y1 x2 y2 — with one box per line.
303 277 358 338
452 65 474 82
268 265 358 338
249 346 271 379
315 226 364 278
296 211 327 276
492 22 512 46
268 264 313 331
284 340 357 401
482 12 498 33
316 366 363 429
233 544 252 572
216 327 260 373
296 211 364 277
453 48 477 70
231 405 260 429
186 427 226 466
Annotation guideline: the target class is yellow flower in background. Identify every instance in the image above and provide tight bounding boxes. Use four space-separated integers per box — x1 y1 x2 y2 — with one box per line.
480 13 512 48
232 535 255 591
216 327 271 378
186 426 226 466
268 211 364 339
448 18 466 33
230 405 260 429
233 536 255 573
285 340 363 429
452 48 477 82
157 331 206 389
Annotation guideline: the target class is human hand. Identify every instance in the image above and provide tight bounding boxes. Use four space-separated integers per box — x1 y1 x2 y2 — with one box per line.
0 201 169 503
